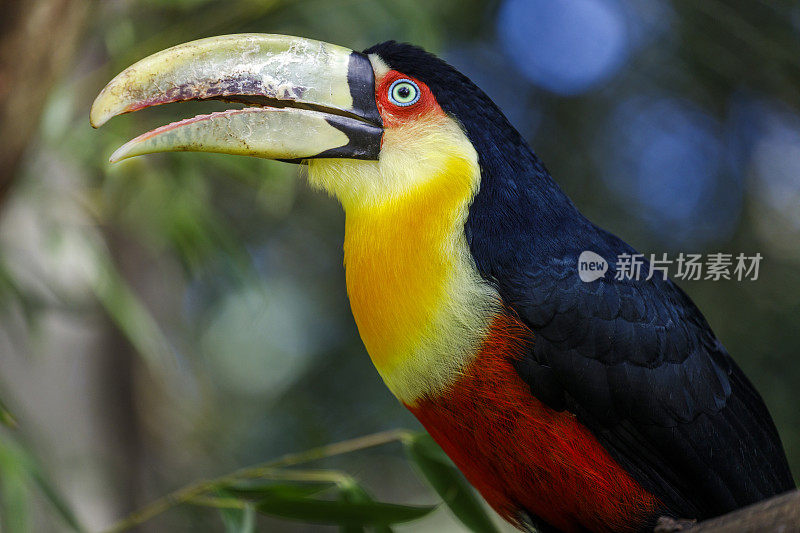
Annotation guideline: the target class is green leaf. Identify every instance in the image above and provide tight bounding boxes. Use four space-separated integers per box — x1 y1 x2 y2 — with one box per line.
0 393 17 429
339 485 365 533
338 482 393 533
0 432 84 532
222 481 334 501
190 492 256 533
405 434 501 533
31 470 85 532
217 494 255 533
0 436 33 533
90 246 175 376
254 494 435 526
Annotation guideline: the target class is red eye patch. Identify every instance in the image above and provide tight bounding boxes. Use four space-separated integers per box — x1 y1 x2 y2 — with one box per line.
375 70 442 126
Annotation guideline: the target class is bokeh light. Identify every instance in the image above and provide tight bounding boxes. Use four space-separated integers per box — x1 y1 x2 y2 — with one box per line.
201 281 318 397
747 103 800 228
728 97 800 258
497 0 630 95
603 96 742 248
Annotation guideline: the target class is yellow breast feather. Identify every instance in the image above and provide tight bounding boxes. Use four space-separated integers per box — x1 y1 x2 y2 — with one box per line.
309 114 500 402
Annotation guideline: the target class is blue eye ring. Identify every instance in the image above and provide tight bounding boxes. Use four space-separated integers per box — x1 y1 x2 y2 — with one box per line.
388 79 421 107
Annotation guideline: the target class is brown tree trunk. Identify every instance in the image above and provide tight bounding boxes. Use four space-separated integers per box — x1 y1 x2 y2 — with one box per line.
1 2 148 523
98 228 148 525
0 0 89 202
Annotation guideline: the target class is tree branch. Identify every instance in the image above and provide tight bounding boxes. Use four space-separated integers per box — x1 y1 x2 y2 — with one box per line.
103 428 415 533
655 488 800 532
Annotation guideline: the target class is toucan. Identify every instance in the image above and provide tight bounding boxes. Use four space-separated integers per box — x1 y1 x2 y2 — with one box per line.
91 34 795 532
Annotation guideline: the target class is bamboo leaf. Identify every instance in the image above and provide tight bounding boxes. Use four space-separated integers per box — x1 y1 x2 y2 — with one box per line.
102 430 412 533
215 490 255 533
0 436 33 533
90 244 175 376
221 481 334 501
0 433 84 532
31 469 85 532
254 494 435 526
219 505 255 533
0 393 17 429
338 481 393 533
405 434 501 533
339 484 365 533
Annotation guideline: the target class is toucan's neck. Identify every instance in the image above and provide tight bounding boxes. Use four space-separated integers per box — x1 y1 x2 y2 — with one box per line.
436 87 586 279
342 154 500 404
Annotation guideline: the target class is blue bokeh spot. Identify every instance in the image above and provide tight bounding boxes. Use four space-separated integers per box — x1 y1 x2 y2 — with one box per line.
603 97 742 247
497 0 630 95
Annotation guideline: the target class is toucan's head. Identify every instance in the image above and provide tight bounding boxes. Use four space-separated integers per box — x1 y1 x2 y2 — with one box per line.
91 35 559 399
91 34 529 213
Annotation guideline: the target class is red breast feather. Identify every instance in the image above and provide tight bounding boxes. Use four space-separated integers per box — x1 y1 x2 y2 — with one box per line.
407 312 660 533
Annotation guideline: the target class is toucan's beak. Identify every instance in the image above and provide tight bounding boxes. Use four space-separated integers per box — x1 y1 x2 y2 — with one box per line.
90 34 383 163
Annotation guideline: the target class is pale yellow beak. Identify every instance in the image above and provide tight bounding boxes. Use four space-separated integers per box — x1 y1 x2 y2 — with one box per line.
91 34 383 163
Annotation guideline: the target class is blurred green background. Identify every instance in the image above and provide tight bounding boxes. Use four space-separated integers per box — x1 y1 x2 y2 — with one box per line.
1 0 799 531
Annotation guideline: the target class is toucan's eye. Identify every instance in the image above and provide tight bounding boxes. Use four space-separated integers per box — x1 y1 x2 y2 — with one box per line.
388 79 420 107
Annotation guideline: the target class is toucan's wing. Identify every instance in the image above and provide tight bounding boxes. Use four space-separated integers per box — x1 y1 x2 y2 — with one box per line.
488 228 794 519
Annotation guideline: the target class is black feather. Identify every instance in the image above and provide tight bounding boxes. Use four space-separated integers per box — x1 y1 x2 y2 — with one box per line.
366 41 795 521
